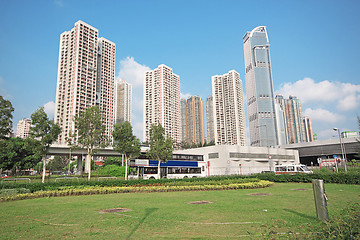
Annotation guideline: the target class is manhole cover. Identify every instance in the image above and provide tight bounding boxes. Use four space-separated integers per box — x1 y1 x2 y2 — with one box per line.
248 193 271 196
188 200 214 205
99 208 132 213
291 188 311 191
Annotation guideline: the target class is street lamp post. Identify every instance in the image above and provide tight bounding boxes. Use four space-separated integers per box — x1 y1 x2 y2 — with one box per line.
333 128 347 172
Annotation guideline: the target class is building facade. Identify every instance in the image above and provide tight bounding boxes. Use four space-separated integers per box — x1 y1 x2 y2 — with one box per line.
181 96 205 146
243 26 278 147
303 116 314 142
212 70 247 146
54 21 115 144
114 79 132 124
206 95 215 144
16 118 32 139
275 95 305 144
176 145 299 176
143 64 181 144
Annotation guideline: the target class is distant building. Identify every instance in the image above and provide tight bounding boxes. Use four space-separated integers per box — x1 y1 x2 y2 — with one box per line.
243 26 278 147
212 70 247 146
180 99 187 142
206 95 215 144
341 131 358 138
143 64 181 144
181 96 205 146
303 116 314 142
54 20 116 144
114 79 132 124
274 100 287 145
16 118 32 139
275 95 305 144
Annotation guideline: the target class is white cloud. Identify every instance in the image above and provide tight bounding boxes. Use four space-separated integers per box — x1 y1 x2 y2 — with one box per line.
303 108 343 123
180 92 191 99
317 129 338 140
116 57 151 140
276 77 360 111
43 101 55 119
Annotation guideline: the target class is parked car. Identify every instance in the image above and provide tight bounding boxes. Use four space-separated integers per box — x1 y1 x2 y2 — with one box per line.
0 174 10 179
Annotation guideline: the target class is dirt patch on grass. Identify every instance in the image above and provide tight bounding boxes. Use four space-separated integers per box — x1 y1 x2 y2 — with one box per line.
248 193 272 196
99 208 132 213
188 200 214 205
291 188 311 191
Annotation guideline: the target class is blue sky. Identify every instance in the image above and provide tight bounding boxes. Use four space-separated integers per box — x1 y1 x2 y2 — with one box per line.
0 0 359 141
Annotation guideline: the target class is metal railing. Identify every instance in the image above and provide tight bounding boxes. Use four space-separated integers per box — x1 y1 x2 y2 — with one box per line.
1 178 31 184
55 177 79 182
97 177 117 181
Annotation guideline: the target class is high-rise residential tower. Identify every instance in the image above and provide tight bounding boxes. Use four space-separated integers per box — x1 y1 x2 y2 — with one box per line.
181 96 205 146
243 26 278 147
212 70 247 146
275 95 305 144
114 79 132 124
206 95 215 144
303 116 314 142
180 99 187 142
54 21 116 144
143 64 181 144
16 118 32 139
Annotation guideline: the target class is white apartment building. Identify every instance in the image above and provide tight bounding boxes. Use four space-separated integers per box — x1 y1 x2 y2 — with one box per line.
206 95 215 144
54 21 115 144
143 64 181 144
16 118 32 139
211 70 247 146
114 79 132 124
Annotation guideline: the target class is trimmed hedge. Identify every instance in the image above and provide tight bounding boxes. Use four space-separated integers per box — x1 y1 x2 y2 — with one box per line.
0 175 261 193
0 180 273 202
1 172 359 195
253 172 360 184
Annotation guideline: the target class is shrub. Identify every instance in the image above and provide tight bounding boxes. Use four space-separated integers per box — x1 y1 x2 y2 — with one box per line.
0 180 273 202
253 172 360 185
0 188 30 197
308 203 360 239
93 164 126 177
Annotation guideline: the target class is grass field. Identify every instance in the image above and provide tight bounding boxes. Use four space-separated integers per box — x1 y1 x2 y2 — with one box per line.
0 183 359 239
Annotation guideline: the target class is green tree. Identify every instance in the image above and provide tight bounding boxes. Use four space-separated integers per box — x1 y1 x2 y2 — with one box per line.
47 156 68 172
146 123 173 179
72 105 109 181
0 96 14 139
0 137 41 174
103 157 123 166
29 107 61 183
112 121 140 180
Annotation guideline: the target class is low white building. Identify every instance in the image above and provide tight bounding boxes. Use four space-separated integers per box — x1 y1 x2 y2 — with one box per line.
175 145 299 176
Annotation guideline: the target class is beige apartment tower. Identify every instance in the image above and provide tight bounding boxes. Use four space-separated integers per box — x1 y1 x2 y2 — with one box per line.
54 21 116 144
206 95 215 144
212 70 247 146
16 118 32 139
115 79 132 124
143 64 181 144
181 96 205 146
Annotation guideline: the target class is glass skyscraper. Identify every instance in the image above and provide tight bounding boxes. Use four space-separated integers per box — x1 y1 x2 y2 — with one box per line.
243 26 278 147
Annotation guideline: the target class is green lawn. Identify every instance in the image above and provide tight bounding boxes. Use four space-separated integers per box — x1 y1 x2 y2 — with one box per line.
0 183 359 239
